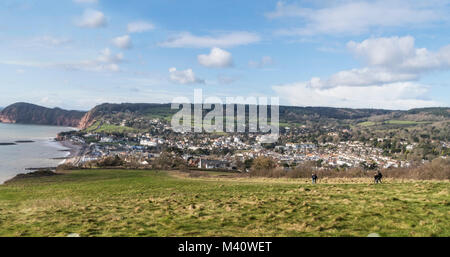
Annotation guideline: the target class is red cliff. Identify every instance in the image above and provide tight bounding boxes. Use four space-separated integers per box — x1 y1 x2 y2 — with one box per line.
0 102 86 127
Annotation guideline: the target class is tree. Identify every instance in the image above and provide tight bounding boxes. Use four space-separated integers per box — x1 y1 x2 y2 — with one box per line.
244 158 254 169
251 157 276 171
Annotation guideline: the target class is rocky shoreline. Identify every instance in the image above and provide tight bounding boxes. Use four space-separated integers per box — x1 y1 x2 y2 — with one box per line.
4 169 58 184
15 140 34 143
0 142 16 146
0 140 35 146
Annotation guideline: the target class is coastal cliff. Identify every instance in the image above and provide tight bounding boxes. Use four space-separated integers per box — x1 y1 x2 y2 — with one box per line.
78 107 97 130
0 102 86 127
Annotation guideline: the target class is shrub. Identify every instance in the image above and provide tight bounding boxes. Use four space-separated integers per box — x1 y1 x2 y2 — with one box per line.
153 152 187 170
96 155 124 167
384 158 450 180
56 163 78 171
248 158 450 180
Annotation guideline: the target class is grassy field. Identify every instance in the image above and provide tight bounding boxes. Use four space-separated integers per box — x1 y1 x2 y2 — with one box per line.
357 120 433 127
357 121 376 126
384 120 431 125
85 121 137 133
0 169 448 237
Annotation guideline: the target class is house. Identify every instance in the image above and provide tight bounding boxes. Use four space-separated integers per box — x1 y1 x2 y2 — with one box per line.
140 138 157 147
285 143 299 149
299 143 316 149
256 134 278 144
198 159 231 170
100 136 114 143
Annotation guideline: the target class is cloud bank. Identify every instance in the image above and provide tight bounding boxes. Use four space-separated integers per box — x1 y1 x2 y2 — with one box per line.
273 36 449 109
267 0 445 36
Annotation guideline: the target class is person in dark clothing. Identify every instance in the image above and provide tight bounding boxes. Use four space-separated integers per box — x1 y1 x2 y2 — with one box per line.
312 173 318 184
374 171 383 184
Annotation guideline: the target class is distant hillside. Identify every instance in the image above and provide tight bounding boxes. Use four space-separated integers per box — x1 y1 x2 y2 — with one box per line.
79 103 176 129
278 106 394 122
78 102 450 130
79 103 389 129
2 102 448 130
406 107 450 118
0 102 86 127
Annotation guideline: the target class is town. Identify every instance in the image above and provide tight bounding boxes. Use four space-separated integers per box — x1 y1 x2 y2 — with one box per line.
56 116 449 173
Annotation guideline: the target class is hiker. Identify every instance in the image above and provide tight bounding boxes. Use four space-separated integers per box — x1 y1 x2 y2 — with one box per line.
374 171 383 184
312 173 318 184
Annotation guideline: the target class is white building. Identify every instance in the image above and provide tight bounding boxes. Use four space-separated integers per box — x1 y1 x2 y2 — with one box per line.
140 138 157 147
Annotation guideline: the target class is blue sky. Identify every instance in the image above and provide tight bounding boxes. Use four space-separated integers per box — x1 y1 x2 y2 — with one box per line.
0 0 449 110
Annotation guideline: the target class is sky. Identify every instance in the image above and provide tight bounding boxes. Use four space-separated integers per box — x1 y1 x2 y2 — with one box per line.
0 0 450 111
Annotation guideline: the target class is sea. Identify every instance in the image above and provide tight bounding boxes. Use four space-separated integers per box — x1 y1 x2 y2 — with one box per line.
0 123 76 184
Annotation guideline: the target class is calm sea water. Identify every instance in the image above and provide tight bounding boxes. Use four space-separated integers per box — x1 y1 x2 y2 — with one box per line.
0 123 76 184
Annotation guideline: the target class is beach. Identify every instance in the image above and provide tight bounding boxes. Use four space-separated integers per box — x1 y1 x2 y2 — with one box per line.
58 140 83 160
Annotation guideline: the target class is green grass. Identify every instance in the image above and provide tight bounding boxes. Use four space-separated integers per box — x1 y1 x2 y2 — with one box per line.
357 121 376 127
357 120 433 127
385 120 431 125
0 169 448 237
84 121 101 132
145 113 173 122
85 121 137 133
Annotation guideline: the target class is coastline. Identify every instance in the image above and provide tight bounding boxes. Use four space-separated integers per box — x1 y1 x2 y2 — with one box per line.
0 123 81 184
1 140 82 185
57 140 82 162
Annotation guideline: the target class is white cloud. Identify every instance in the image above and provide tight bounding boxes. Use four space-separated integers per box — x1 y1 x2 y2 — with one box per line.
75 9 106 28
197 47 233 68
272 35 450 109
127 21 155 33
73 48 123 72
265 1 309 19
159 31 260 48
1 48 123 73
249 56 274 68
96 48 123 64
347 36 416 67
273 81 441 110
293 36 450 90
325 68 418 88
169 67 204 84
267 66 418 91
28 36 72 47
268 0 445 36
65 48 123 72
112 35 132 49
73 0 98 4
348 36 450 72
